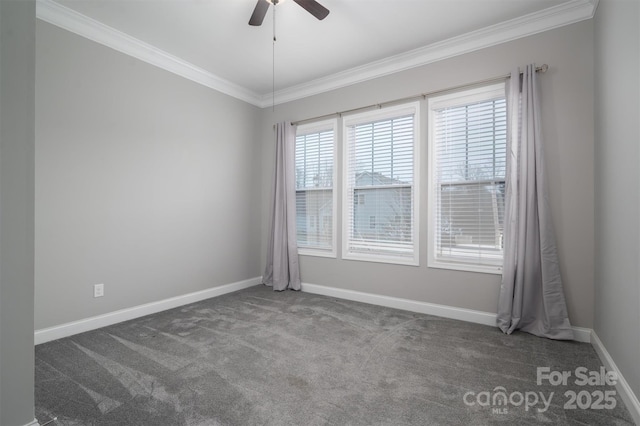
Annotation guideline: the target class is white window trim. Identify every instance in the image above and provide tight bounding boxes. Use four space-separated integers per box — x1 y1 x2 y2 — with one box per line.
296 119 338 258
427 83 505 275
342 102 420 266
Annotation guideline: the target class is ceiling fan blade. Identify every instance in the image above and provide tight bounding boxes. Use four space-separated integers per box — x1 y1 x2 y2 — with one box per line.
293 0 330 20
249 0 270 26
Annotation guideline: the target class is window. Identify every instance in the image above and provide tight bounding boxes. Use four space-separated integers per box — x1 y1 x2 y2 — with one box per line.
343 102 420 265
428 83 506 274
295 119 337 257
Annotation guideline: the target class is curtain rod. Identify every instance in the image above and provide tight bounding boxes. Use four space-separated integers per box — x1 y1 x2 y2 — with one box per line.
290 64 548 126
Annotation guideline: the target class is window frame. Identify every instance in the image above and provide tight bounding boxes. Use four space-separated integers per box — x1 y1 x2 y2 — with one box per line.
295 119 338 258
427 83 506 275
342 102 420 266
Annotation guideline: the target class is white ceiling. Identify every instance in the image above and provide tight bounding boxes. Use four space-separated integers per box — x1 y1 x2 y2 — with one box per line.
38 0 597 107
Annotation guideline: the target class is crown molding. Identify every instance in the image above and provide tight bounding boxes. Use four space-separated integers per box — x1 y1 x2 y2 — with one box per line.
36 0 597 109
35 0 263 107
263 0 598 107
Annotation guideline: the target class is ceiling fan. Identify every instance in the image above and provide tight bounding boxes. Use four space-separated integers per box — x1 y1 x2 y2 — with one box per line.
249 0 330 26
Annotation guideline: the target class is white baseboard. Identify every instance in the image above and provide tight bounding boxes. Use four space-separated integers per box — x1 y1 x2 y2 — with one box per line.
301 282 498 326
301 282 592 343
571 326 593 343
300 282 639 421
590 330 640 425
34 277 263 345
32 278 638 423
23 419 40 426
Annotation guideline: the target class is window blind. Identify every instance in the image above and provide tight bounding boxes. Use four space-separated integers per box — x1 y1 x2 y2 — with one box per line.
431 90 506 270
295 127 335 253
344 103 419 264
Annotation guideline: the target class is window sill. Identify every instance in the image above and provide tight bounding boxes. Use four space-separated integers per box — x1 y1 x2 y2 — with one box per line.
298 248 336 259
428 259 502 275
343 252 419 267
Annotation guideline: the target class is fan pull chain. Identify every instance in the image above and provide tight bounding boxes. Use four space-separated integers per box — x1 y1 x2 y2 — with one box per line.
272 3 276 111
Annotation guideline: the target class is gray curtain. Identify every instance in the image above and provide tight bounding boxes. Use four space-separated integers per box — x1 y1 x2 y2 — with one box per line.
497 65 573 340
263 122 301 291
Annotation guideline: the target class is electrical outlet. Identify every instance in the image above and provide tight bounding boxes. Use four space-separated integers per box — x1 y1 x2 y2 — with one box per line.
93 283 104 298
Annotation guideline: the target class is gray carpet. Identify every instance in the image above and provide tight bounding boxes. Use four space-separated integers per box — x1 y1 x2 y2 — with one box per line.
35 285 634 425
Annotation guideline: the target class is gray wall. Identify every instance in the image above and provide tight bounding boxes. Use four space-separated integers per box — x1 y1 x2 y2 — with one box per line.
261 21 596 328
594 0 640 399
0 1 36 425
21 3 640 421
35 21 263 329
